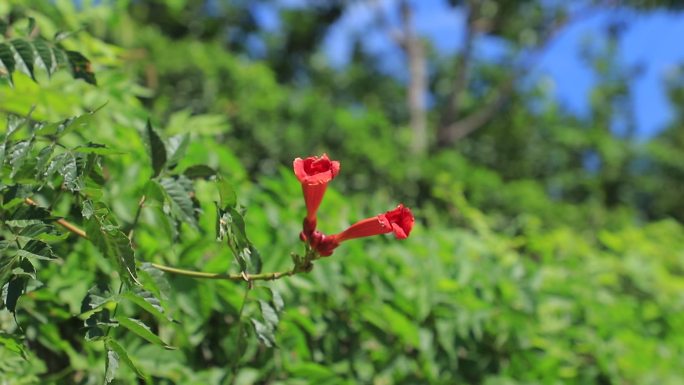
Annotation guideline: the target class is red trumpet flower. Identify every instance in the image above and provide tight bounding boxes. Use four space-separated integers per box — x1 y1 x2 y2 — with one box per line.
314 204 414 256
293 154 340 238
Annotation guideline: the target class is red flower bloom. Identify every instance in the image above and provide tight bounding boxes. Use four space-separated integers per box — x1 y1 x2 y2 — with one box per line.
314 204 414 256
293 154 340 238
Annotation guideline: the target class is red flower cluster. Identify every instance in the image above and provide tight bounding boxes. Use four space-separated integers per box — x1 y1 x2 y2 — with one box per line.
293 154 414 256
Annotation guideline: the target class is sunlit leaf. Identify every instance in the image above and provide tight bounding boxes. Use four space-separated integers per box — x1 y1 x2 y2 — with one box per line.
115 316 175 350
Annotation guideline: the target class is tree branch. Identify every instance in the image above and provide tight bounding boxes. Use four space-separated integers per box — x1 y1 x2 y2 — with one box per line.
441 0 479 129
399 0 428 155
24 197 305 282
437 6 599 147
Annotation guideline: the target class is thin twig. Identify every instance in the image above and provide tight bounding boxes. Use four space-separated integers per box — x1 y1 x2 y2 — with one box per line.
128 195 146 240
23 197 302 282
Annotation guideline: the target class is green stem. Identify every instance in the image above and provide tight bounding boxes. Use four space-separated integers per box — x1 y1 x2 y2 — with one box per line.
149 263 296 282
128 195 146 240
24 197 312 283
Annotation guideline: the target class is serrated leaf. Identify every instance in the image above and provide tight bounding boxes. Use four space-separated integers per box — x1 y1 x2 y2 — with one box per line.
138 262 171 300
105 338 148 380
32 38 56 75
9 140 32 178
0 244 20 286
0 43 16 85
0 39 96 85
7 115 27 137
60 152 81 191
81 199 94 219
159 176 199 229
165 134 189 168
85 211 139 286
65 50 96 85
259 300 279 327
35 143 55 179
5 275 27 314
10 39 35 80
271 289 284 313
84 316 106 341
145 120 166 177
17 223 54 239
216 206 262 273
5 205 51 228
115 316 175 349
105 347 119 384
251 318 275 347
183 164 216 180
40 112 95 137
16 240 55 260
122 289 170 322
81 285 116 312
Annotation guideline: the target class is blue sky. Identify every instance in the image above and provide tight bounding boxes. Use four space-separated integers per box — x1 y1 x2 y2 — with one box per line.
256 0 684 138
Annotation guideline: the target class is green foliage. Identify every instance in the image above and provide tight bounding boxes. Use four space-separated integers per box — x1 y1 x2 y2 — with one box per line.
1 2 683 385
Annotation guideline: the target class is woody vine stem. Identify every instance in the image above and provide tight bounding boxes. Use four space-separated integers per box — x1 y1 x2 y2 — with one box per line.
23 197 315 282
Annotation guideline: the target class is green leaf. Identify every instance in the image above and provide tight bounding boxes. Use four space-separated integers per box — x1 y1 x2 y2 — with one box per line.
60 152 81 191
73 143 121 155
122 289 171 322
115 315 175 349
0 244 20 286
0 332 27 359
32 38 56 75
6 115 27 137
35 144 55 179
4 275 27 314
288 363 336 381
84 209 139 286
250 318 275 347
271 289 284 313
16 240 55 260
159 176 199 229
5 205 52 228
138 262 171 300
105 338 148 381
0 43 16 85
81 285 116 313
81 199 94 219
9 140 32 178
217 176 236 209
40 112 95 137
25 17 36 36
145 119 166 177
258 300 279 327
0 38 96 85
17 223 54 239
165 134 189 168
216 206 262 273
183 164 217 180
10 39 35 80
65 50 96 85
104 346 119 384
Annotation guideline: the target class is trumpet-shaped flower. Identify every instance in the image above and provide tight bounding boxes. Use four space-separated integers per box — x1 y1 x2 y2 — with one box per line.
314 204 414 256
293 154 340 239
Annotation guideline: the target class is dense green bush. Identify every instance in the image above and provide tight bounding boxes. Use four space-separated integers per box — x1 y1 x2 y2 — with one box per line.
1 2 684 384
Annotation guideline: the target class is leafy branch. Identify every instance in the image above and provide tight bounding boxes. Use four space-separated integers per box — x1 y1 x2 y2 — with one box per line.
23 197 315 282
